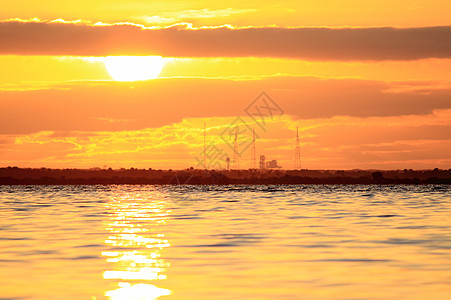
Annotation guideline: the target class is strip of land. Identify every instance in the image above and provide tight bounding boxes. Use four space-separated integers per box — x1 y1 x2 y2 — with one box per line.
0 167 450 185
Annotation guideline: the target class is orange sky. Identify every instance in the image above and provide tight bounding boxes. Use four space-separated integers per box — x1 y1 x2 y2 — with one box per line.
0 1 450 170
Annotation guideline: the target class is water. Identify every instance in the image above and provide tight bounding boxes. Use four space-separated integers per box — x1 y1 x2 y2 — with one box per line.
0 185 450 300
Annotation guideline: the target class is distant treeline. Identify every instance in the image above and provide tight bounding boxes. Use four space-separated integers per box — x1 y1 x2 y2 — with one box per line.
0 167 450 185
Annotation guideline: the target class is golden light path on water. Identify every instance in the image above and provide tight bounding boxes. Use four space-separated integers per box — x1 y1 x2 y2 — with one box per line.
102 189 171 299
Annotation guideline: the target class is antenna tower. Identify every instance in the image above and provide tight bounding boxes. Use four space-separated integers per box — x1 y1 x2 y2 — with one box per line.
203 122 206 169
294 126 301 170
233 126 240 169
250 128 257 169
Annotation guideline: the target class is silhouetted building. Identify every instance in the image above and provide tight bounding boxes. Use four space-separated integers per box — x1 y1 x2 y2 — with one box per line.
266 160 282 169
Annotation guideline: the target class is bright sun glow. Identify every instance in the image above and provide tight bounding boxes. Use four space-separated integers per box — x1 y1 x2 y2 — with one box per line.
104 56 164 81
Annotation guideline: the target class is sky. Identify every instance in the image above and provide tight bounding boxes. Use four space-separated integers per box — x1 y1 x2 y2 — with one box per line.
0 0 450 170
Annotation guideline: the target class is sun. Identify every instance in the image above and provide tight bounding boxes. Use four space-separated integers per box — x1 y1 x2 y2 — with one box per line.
104 56 164 81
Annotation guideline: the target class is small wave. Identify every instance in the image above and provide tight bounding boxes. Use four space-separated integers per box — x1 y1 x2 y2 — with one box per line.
288 244 334 248
375 214 399 218
62 255 100 260
306 258 394 263
73 244 103 248
0 259 27 263
0 237 32 241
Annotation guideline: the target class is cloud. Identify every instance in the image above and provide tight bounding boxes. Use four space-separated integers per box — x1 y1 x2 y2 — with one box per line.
139 16 177 24
1 20 451 60
138 8 257 24
2 110 451 169
1 76 451 135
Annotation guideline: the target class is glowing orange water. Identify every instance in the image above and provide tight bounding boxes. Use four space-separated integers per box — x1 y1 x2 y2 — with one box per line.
0 185 450 299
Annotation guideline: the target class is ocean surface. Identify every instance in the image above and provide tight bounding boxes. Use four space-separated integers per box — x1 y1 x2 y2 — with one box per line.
0 185 450 300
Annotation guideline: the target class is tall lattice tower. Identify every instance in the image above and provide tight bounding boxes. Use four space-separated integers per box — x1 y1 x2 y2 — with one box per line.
250 128 257 169
232 126 240 169
203 122 206 169
294 126 301 170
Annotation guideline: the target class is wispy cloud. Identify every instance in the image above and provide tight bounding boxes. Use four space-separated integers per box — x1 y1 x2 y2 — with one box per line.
137 8 257 24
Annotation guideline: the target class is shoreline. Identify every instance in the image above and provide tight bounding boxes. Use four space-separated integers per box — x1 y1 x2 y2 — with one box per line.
1 167 450 185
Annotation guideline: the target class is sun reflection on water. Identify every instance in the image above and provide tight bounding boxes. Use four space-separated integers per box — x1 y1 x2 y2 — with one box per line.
102 189 171 299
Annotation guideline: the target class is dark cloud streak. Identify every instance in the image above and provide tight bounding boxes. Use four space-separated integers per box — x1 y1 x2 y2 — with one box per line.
1 77 450 134
0 21 450 60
